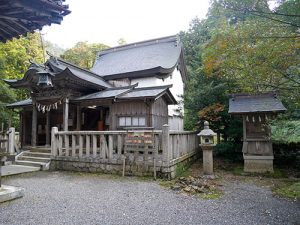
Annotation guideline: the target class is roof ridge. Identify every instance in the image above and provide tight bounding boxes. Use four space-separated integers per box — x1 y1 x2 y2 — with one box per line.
230 92 277 99
97 35 179 57
47 56 110 83
106 83 138 90
132 84 173 91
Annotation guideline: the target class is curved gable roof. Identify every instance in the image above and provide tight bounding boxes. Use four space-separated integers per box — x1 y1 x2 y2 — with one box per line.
91 36 183 80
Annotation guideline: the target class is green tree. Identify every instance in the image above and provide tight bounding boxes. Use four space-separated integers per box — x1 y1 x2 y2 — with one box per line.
61 41 109 69
0 32 44 128
180 0 299 144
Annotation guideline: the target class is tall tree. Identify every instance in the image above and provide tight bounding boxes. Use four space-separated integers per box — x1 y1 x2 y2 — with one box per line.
0 32 44 128
61 41 109 69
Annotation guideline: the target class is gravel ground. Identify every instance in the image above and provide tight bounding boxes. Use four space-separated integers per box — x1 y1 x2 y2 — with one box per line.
0 171 299 225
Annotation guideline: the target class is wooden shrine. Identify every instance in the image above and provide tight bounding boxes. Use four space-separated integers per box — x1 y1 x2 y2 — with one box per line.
229 92 286 173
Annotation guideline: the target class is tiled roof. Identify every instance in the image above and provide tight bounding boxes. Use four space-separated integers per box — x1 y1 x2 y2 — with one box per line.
73 85 176 104
7 99 32 108
91 36 182 80
228 92 287 114
0 0 70 42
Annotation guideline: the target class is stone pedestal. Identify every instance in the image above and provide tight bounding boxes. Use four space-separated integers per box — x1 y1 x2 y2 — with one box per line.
243 155 274 173
0 185 24 203
201 145 214 175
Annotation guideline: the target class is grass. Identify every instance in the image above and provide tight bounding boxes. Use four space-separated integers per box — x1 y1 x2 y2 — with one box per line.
229 166 288 179
273 181 300 200
197 189 223 200
158 179 176 188
175 163 189 178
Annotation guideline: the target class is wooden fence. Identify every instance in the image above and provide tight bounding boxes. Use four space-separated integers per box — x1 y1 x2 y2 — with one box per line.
51 125 199 167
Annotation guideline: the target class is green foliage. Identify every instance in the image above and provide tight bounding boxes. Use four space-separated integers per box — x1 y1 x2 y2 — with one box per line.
214 142 243 162
61 41 109 69
273 142 300 169
274 181 300 200
272 120 300 143
180 0 300 151
0 32 44 129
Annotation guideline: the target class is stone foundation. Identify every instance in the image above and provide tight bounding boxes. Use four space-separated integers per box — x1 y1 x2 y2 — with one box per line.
243 155 274 173
50 150 200 179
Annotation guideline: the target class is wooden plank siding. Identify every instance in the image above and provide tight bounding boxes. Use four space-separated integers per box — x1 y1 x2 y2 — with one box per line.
151 97 168 130
110 101 151 130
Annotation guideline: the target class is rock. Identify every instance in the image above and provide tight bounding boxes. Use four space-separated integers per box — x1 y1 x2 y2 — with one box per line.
171 185 181 191
183 186 192 192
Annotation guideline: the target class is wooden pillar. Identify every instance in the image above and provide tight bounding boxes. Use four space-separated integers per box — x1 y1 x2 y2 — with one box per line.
45 111 50 146
63 97 69 131
76 105 81 131
20 111 23 148
51 127 58 156
31 100 37 147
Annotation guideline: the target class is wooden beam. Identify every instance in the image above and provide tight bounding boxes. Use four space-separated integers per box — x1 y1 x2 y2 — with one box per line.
63 97 69 131
31 100 37 147
45 111 50 146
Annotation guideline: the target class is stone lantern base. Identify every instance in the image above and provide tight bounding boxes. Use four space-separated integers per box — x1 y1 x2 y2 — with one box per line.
243 155 274 173
201 145 214 175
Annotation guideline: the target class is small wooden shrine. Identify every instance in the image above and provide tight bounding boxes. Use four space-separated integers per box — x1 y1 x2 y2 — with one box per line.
229 92 286 173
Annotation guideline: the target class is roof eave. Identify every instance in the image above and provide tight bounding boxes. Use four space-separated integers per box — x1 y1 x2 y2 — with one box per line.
102 66 176 81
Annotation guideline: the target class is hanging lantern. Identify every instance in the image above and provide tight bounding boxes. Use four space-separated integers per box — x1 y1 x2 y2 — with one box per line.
37 71 53 87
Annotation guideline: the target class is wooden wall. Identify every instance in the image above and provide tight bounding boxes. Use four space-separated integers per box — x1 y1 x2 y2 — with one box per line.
151 97 168 129
110 100 151 130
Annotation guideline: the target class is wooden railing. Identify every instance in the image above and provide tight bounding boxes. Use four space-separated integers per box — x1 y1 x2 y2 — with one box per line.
51 125 200 165
51 128 163 161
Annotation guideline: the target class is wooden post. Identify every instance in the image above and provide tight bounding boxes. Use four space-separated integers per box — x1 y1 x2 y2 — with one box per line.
108 134 113 160
45 111 50 147
31 100 37 147
79 135 83 157
162 124 171 166
76 105 81 131
72 135 76 157
63 97 69 131
21 111 26 148
92 135 97 157
51 127 58 156
65 135 69 156
86 135 90 157
8 127 15 154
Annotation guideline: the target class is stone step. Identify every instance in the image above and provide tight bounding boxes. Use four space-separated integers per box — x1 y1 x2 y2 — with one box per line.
1 165 40 176
17 156 50 163
15 160 45 169
28 148 51 154
22 152 51 158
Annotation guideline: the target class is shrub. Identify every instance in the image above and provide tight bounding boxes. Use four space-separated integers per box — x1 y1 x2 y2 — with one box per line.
214 142 243 162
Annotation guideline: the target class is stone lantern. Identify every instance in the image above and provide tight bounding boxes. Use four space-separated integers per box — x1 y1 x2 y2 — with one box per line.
197 121 216 175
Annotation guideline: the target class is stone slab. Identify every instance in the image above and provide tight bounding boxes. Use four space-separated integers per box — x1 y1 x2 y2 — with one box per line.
244 158 274 173
0 185 24 203
1 165 40 177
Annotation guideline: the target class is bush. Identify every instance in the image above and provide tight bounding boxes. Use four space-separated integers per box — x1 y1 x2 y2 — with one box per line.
273 142 300 170
214 142 243 162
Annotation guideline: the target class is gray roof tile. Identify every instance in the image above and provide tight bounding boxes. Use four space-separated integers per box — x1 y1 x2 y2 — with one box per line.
7 99 32 108
229 93 286 114
91 36 181 79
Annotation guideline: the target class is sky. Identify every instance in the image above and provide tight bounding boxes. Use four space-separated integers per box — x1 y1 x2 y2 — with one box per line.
42 0 211 49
